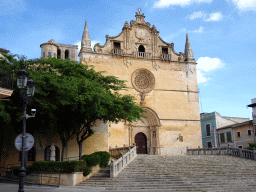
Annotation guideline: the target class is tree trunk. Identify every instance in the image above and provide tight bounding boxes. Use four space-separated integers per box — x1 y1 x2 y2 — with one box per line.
78 141 83 160
61 141 67 162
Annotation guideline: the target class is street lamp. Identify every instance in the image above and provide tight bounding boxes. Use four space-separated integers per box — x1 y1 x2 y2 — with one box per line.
16 64 36 192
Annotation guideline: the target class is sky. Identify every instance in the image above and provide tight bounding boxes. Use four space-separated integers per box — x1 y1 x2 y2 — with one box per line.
1 0 256 119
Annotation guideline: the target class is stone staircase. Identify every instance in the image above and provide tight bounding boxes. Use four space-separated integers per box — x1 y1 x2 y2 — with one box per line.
77 154 256 191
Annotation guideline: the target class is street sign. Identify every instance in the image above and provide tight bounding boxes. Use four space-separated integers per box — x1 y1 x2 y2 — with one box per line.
14 133 34 152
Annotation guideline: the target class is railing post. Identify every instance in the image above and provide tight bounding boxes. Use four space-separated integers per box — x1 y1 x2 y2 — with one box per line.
239 149 243 158
198 146 200 155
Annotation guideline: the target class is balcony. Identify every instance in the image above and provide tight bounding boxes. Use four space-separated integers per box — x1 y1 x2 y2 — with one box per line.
161 54 172 61
0 68 14 99
112 48 123 55
132 52 152 59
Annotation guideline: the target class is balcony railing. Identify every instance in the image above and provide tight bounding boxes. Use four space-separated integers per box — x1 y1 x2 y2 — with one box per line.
0 68 14 90
132 52 152 59
112 48 123 55
161 54 172 60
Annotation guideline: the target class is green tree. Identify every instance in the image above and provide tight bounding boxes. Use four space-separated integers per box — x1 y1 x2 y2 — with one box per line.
0 54 144 161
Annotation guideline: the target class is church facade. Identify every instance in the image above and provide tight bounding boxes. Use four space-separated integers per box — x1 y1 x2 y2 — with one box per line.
78 10 202 156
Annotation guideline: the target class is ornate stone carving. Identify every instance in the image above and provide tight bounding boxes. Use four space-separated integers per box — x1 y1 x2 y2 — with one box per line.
140 92 146 106
131 68 155 93
152 62 160 71
135 29 146 40
124 60 132 68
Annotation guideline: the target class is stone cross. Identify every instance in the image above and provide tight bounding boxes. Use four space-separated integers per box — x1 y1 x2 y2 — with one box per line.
50 143 56 161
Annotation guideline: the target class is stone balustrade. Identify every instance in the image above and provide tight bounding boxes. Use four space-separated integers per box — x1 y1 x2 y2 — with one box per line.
110 144 137 178
112 48 123 55
161 54 172 60
109 145 130 159
132 52 152 59
187 147 256 160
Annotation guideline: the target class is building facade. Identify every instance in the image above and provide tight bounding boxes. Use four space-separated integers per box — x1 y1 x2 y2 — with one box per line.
40 39 78 61
200 112 249 148
217 120 254 149
79 10 202 155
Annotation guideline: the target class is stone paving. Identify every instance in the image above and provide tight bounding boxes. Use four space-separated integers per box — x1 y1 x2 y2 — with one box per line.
78 154 256 191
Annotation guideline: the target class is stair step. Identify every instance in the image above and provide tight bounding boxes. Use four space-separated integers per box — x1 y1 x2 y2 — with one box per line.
77 155 256 191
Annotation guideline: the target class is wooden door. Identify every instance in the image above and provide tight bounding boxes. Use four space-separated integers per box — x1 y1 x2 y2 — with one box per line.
135 132 147 154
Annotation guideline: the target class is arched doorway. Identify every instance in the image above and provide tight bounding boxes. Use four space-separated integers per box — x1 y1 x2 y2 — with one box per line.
135 132 147 154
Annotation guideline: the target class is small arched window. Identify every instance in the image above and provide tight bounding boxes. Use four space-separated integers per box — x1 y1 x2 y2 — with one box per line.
138 45 145 52
45 145 60 161
65 50 69 59
57 49 61 59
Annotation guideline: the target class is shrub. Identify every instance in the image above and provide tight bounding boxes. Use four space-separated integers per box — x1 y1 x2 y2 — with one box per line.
83 166 91 176
93 151 110 168
31 161 87 173
81 154 88 162
85 153 101 167
12 165 33 176
249 143 256 150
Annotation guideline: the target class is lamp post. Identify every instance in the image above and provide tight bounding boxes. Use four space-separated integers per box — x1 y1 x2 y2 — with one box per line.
16 64 36 192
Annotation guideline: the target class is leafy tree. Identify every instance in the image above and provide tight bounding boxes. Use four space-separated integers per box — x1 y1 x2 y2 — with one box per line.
0 54 144 161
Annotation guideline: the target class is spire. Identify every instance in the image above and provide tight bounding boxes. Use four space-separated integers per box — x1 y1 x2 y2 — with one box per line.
81 20 92 52
184 33 195 62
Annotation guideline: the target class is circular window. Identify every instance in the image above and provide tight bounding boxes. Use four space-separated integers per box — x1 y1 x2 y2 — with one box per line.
132 68 155 93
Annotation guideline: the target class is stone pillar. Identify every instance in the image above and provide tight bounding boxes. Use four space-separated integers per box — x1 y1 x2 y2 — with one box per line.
150 127 153 154
50 143 56 161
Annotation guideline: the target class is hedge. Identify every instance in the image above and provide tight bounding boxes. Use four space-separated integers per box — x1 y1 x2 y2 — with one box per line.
12 151 110 177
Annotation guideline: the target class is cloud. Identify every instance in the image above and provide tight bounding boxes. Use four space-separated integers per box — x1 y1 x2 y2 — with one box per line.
153 0 212 8
205 12 223 21
232 0 256 11
192 26 204 33
75 40 100 52
75 41 81 53
197 57 225 84
0 0 26 15
197 70 209 83
190 11 205 19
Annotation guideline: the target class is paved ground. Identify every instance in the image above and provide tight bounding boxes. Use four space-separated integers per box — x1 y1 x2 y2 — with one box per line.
0 183 181 192
0 183 106 192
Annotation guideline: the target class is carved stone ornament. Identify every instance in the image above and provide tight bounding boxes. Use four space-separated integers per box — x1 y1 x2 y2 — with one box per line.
135 29 146 40
124 60 132 68
152 62 160 71
140 92 146 106
131 68 155 93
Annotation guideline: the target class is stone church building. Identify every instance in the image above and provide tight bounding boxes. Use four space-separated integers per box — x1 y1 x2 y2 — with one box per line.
77 10 202 156
2 10 202 168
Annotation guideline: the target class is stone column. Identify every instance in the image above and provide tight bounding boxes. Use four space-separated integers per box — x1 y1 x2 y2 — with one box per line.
50 143 56 161
149 127 153 154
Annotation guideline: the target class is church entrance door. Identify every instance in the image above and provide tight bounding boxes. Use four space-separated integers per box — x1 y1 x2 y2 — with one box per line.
135 132 147 154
